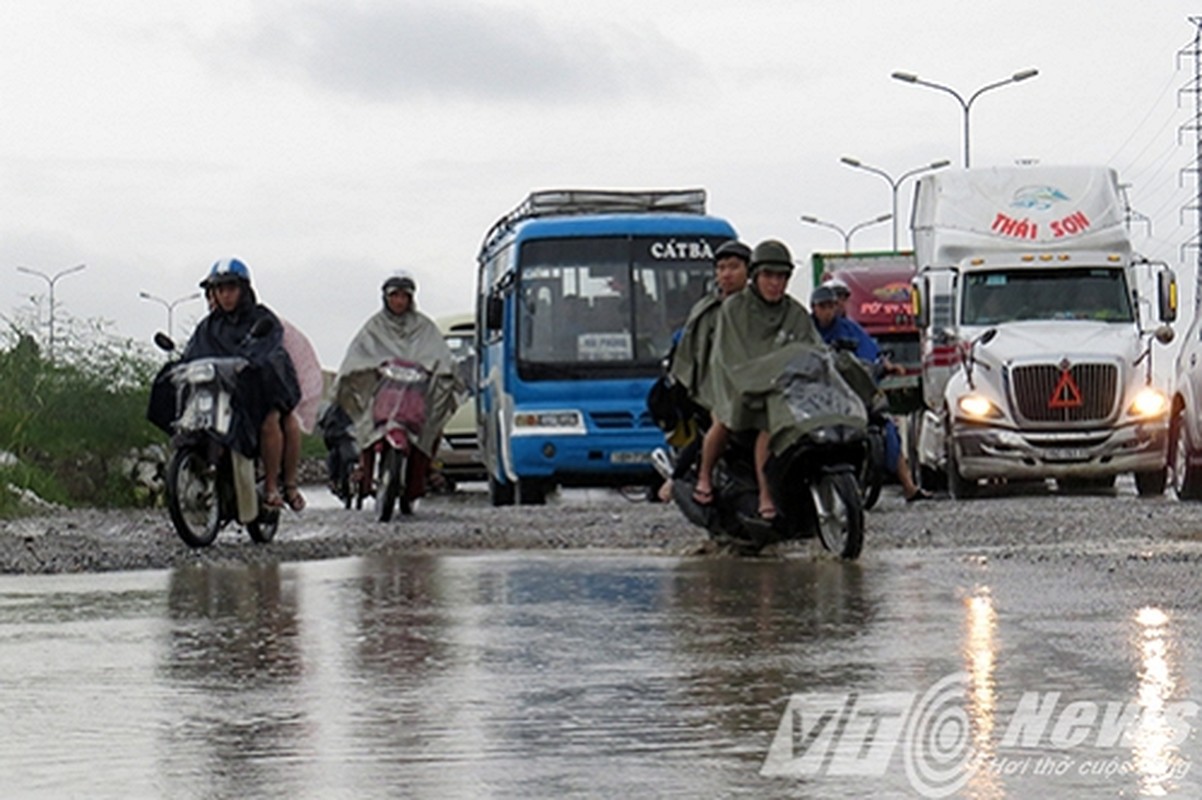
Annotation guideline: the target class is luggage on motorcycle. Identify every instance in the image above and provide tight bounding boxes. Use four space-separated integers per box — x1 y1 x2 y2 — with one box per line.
646 374 705 447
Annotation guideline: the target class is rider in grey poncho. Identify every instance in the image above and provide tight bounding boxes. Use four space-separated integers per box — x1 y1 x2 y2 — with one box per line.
334 273 460 497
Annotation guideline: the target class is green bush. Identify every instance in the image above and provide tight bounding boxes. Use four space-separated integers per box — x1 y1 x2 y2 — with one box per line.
0 318 164 515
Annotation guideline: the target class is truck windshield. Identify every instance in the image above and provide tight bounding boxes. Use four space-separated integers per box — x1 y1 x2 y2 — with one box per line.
516 236 714 379
962 267 1133 325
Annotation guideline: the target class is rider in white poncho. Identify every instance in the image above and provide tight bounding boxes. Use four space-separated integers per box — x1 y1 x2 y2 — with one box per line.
333 272 461 499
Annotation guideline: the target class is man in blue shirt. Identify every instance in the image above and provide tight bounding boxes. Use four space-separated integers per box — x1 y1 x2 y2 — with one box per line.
812 285 932 502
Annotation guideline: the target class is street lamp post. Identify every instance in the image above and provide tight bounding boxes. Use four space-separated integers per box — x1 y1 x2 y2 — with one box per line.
891 68 1038 167
16 263 87 359
139 290 202 341
840 156 952 250
799 213 892 253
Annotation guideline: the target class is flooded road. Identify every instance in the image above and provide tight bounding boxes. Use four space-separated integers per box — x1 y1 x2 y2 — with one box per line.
2 541 1200 798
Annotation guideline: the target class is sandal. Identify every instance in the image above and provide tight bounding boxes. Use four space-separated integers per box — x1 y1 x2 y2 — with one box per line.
692 486 714 506
906 488 934 503
283 484 306 512
758 504 778 521
264 490 285 509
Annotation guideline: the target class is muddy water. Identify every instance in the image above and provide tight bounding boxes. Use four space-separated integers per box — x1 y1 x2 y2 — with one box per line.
0 551 1197 798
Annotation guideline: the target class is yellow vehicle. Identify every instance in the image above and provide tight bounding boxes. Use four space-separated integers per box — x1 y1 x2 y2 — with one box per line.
436 314 485 483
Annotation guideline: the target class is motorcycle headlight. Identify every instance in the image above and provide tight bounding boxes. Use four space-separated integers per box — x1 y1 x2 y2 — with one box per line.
957 393 1002 420
176 360 216 384
379 364 427 383
1128 387 1168 418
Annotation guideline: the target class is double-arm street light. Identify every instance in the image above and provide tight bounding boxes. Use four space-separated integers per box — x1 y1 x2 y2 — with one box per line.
139 290 202 341
16 263 87 359
799 213 892 253
840 156 951 250
891 68 1039 167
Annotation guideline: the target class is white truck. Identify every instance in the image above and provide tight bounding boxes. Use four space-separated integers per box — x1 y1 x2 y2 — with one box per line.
908 165 1178 498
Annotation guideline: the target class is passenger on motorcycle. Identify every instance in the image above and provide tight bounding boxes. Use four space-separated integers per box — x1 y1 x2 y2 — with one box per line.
669 239 752 411
333 272 460 503
811 285 932 502
695 239 821 520
655 240 751 499
183 258 305 511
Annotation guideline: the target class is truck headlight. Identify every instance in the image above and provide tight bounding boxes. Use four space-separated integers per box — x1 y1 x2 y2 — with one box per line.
957 393 1001 420
1128 387 1168 418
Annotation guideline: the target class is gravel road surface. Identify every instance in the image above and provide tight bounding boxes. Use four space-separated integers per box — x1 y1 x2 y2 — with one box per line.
3 480 1202 575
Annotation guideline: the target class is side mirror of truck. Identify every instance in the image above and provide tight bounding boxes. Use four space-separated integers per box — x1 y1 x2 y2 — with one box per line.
911 277 928 328
1158 270 1178 323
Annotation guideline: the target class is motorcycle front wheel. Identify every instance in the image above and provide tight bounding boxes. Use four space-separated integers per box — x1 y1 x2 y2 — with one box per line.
810 471 864 560
376 447 406 522
166 447 221 548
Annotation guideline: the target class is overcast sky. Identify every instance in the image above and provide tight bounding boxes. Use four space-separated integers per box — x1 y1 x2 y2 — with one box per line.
4 1 1202 367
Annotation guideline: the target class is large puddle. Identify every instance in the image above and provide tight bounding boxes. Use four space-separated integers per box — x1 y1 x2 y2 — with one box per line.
0 551 1197 797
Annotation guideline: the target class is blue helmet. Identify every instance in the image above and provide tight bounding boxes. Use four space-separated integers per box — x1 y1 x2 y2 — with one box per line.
201 257 251 288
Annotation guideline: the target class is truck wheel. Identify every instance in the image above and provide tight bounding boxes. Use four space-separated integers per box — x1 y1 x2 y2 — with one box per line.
945 434 979 500
1135 469 1167 497
907 411 945 491
1171 405 1202 500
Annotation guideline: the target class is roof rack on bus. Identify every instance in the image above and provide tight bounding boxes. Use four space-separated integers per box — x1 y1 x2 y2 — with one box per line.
479 188 707 259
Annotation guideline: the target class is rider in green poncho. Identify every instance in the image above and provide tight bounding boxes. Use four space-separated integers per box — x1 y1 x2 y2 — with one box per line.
693 239 821 520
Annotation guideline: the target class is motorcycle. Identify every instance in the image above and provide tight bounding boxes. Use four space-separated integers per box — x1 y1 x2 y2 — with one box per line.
657 344 870 559
358 358 432 522
317 403 359 509
148 322 280 548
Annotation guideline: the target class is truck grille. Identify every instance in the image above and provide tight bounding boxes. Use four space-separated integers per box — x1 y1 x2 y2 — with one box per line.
1010 363 1118 423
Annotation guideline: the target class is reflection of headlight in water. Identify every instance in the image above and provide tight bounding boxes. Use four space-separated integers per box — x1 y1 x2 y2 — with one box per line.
1132 606 1181 793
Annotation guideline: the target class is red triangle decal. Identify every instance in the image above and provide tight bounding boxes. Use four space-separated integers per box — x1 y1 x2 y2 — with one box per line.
1048 369 1083 409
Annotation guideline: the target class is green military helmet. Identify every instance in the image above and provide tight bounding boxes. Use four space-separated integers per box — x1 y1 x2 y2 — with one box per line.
750 239 794 275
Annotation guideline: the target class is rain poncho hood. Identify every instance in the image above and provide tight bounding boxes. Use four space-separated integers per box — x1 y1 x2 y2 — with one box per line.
710 284 822 432
334 306 460 456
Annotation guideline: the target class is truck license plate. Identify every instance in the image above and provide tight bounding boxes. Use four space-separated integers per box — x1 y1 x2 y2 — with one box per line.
1043 448 1090 462
611 451 652 464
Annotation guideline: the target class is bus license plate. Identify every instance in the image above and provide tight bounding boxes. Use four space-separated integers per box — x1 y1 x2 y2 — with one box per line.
611 451 652 464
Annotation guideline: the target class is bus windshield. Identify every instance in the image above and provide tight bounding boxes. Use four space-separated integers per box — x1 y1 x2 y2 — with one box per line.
516 236 716 379
962 267 1134 326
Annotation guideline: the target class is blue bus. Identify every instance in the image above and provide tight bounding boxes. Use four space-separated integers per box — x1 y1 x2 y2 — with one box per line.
475 189 737 505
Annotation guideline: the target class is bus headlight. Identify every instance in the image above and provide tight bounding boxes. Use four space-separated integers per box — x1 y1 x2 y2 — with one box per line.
1128 387 1168 418
957 394 1001 420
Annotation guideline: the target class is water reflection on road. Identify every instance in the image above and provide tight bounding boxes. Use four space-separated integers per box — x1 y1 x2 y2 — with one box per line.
0 550 1198 797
